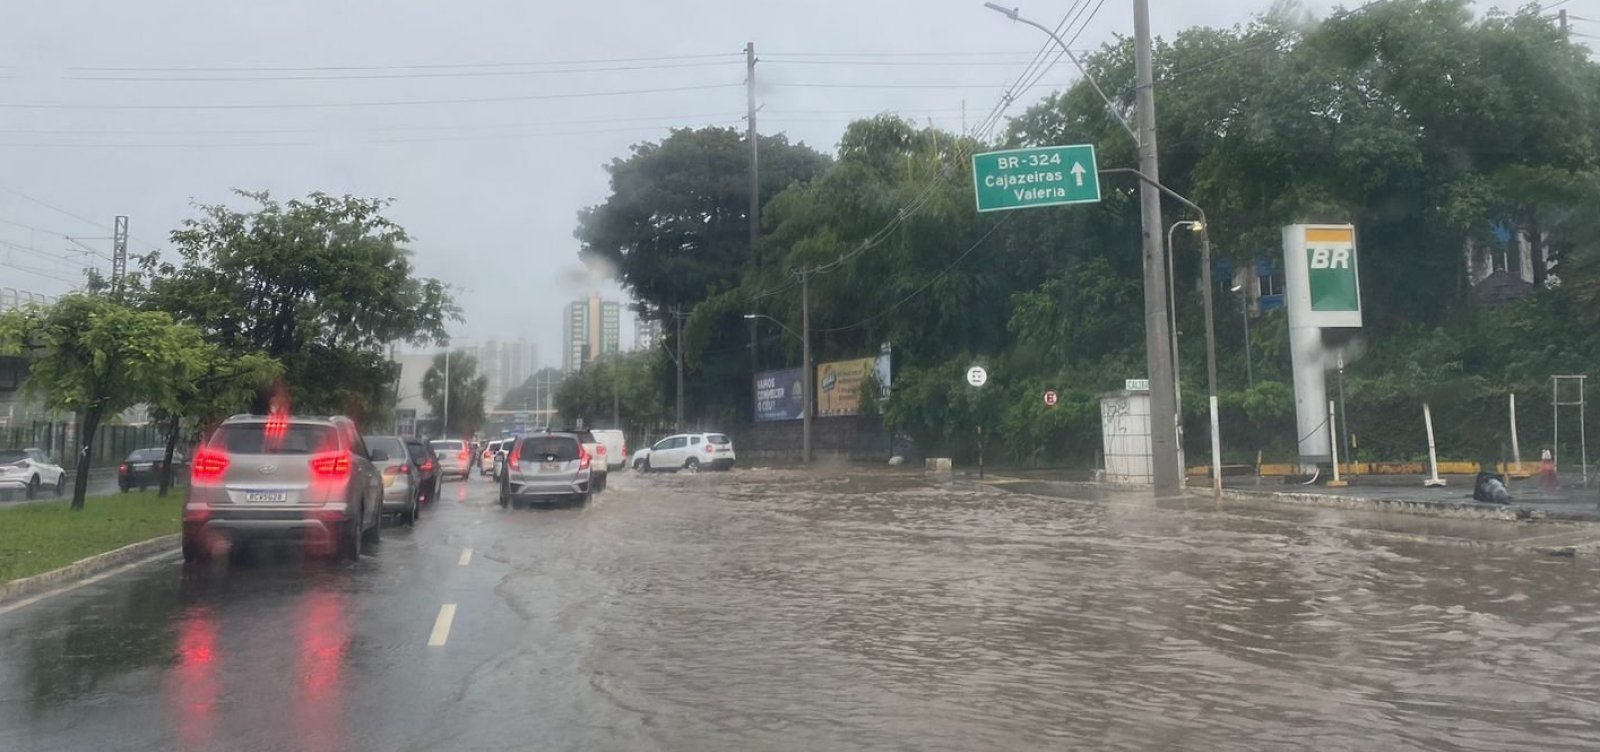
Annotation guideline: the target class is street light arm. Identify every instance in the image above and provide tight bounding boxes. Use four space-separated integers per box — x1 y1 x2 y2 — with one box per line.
743 313 802 342
983 3 1140 144
1098 168 1204 222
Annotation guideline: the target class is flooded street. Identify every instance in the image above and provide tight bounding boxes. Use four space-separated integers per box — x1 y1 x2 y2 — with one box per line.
6 467 1600 751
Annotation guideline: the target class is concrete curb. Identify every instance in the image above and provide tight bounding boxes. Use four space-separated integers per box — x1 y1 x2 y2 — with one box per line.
1202 486 1528 522
0 533 178 605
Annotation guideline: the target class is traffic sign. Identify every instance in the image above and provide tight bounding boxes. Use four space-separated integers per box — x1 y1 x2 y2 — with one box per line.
972 144 1100 212
1043 390 1058 406
1125 378 1150 392
966 366 988 388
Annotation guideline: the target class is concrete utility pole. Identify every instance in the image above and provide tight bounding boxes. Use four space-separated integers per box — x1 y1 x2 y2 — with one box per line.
111 216 128 297
674 307 685 431
1134 0 1181 495
1560 9 1569 38
442 349 451 438
747 42 763 424
801 270 813 464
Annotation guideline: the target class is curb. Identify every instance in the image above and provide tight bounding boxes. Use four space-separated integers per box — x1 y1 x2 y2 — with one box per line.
0 533 179 606
1203 486 1528 522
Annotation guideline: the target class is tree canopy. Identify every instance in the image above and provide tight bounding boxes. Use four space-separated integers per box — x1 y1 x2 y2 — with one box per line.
421 350 489 438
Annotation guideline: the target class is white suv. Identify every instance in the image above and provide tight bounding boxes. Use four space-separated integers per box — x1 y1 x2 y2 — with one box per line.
638 433 735 472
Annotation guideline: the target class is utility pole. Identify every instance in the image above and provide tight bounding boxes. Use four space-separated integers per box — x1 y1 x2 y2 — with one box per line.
1560 9 1569 39
801 270 813 464
674 307 685 432
746 42 760 250
442 348 450 438
111 216 128 298
1134 0 1181 495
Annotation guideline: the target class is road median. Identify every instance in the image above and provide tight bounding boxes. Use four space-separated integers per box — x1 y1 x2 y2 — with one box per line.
0 491 183 603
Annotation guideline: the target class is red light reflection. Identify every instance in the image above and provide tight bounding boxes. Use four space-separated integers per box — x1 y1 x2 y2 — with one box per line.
295 587 350 752
166 607 219 751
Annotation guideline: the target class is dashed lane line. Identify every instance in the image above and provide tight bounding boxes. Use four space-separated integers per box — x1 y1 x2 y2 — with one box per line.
428 603 457 647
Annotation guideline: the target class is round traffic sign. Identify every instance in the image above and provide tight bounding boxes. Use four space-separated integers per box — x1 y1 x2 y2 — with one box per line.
966 366 988 387
1044 390 1058 406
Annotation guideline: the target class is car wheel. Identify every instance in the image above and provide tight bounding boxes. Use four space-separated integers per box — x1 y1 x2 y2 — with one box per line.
362 502 382 545
56 476 66 496
403 496 417 526
643 458 653 473
343 511 363 561
633 458 645 470
182 536 205 564
25 475 40 499
684 458 700 473
498 479 510 508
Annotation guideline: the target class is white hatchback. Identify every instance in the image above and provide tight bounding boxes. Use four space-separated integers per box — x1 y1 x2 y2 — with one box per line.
638 433 735 472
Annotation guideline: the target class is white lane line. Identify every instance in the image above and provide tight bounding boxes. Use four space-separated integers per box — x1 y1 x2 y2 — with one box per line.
458 547 473 566
428 603 457 647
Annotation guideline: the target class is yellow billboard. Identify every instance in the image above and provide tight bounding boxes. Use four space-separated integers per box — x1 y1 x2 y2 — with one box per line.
816 357 877 416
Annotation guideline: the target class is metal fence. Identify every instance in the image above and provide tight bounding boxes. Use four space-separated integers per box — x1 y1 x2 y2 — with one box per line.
0 420 165 470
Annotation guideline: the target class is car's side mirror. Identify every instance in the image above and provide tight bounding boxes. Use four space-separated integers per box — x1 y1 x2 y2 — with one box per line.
370 450 390 462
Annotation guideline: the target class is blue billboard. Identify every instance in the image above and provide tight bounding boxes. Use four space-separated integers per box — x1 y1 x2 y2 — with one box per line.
754 367 806 422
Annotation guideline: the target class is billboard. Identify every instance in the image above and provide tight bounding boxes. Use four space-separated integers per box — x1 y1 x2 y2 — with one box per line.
816 357 878 417
1282 224 1362 328
754 367 806 422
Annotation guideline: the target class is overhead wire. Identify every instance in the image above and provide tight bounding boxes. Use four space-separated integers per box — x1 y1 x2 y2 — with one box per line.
66 52 743 73
0 82 744 111
69 59 740 82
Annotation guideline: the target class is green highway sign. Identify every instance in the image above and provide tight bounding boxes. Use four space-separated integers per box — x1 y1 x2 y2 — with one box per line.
971 144 1100 212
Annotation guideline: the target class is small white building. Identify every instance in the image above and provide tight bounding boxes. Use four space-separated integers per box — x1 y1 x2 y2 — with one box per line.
1099 388 1153 484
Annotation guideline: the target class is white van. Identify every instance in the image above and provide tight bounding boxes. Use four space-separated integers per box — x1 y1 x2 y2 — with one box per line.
591 429 627 471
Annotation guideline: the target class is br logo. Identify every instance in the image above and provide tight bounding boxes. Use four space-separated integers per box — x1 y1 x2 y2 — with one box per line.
1309 247 1352 269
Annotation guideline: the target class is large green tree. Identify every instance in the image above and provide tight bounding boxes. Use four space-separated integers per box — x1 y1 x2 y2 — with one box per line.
147 348 282 497
139 190 457 422
498 367 565 411
0 296 212 508
420 350 488 438
553 353 667 435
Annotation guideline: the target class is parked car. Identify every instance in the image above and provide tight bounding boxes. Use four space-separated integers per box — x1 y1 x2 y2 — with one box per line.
572 429 610 491
118 447 187 492
182 414 383 562
429 438 472 480
365 434 420 526
404 438 441 506
479 440 503 475
0 447 66 499
639 433 736 472
591 429 627 471
499 431 593 507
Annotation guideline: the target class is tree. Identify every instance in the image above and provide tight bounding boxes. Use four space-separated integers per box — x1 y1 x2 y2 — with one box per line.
575 127 830 315
420 350 488 438
499 367 565 412
140 190 457 421
552 353 667 434
148 348 282 497
0 296 211 509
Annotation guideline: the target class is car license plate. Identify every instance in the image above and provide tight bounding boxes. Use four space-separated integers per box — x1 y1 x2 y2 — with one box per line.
133 462 153 470
541 462 561 472
244 490 288 503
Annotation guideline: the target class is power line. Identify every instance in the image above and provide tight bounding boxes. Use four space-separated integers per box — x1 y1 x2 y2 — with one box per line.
763 57 1095 67
0 120 749 149
0 82 743 111
763 50 1063 58
770 81 1074 90
0 258 84 287
816 215 1014 334
69 59 740 82
0 238 96 270
65 52 743 73
0 187 111 232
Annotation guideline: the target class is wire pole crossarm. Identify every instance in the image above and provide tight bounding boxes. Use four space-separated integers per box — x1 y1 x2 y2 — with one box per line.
982 3 1140 144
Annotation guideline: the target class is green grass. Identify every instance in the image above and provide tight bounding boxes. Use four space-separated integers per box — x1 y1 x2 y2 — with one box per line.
0 491 184 583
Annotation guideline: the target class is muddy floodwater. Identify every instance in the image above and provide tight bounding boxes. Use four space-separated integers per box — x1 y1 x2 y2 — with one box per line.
504 468 1600 751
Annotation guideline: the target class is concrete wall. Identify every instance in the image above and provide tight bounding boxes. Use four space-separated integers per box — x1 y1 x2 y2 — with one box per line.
729 415 913 464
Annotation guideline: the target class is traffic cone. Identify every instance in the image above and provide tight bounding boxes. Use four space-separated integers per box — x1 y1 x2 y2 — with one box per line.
1539 448 1560 492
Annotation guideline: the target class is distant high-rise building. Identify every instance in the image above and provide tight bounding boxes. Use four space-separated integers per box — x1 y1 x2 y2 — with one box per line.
562 292 621 373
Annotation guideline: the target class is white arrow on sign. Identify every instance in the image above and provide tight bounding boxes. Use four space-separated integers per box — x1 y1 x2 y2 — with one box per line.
1070 162 1086 187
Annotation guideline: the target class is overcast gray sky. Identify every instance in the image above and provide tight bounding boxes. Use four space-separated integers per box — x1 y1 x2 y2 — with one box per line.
2 0 1371 366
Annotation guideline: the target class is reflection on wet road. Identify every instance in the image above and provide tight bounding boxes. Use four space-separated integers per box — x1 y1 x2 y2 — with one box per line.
4 469 1600 750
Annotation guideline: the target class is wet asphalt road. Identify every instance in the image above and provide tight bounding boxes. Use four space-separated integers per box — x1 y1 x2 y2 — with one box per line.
5 468 1600 751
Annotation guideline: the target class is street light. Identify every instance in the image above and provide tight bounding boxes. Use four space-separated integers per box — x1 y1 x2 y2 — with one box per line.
745 311 812 464
1167 219 1204 482
1231 283 1254 388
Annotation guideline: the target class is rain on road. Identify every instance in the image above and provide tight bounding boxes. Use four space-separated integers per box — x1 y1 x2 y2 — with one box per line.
4 467 1600 751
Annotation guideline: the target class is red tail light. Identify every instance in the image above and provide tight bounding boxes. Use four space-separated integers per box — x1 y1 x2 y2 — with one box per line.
119 463 130 474
192 449 229 481
507 444 521 468
309 453 352 479
458 450 469 461
622 443 628 458
421 459 435 472
705 443 715 454
578 444 591 470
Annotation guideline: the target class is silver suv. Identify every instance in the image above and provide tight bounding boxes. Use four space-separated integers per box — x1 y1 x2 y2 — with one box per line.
182 414 385 562
499 432 593 508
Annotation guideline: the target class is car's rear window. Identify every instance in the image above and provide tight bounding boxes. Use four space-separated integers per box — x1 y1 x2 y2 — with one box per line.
519 436 579 461
211 424 338 455
366 436 406 457
431 440 464 451
406 443 431 462
0 450 27 463
127 448 166 462
707 434 731 445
